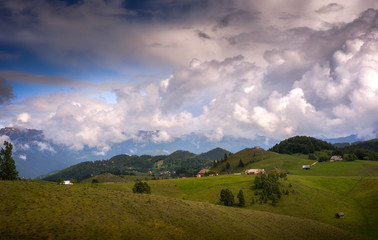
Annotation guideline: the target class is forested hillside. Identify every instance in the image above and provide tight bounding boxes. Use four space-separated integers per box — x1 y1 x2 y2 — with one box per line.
43 148 230 181
269 136 335 154
352 138 378 152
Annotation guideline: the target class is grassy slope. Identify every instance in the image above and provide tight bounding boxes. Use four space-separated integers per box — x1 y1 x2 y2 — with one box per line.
291 160 378 176
143 159 378 238
2 152 377 239
212 148 314 173
92 155 378 238
0 181 366 240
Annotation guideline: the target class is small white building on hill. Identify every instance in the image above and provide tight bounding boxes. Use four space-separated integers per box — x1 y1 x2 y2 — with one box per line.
63 180 73 185
245 169 265 175
330 156 343 162
302 165 310 170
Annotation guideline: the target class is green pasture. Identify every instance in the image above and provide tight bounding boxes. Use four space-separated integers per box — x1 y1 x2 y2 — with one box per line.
0 181 367 240
141 174 378 238
292 160 378 176
1 152 377 239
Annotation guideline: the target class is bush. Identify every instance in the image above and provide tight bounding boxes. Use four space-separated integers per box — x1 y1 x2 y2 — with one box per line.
318 152 329 162
132 181 151 194
57 177 64 185
343 153 357 161
91 179 99 184
308 154 317 160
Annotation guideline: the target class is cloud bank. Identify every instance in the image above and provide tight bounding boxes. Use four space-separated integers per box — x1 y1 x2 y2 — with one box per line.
0 1 378 153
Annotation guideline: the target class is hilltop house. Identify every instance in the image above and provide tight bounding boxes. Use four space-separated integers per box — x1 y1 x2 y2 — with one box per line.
302 165 310 170
63 180 73 185
245 169 265 175
335 212 345 218
330 155 343 162
197 169 209 177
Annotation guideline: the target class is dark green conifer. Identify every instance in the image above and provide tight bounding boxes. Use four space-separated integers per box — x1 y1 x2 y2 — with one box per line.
237 190 245 207
0 141 18 180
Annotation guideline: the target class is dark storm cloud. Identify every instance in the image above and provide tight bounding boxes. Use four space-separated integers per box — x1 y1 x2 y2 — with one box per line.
0 52 19 59
123 0 236 22
277 12 300 20
0 78 14 104
197 31 212 40
316 3 344 14
214 9 261 30
0 71 76 86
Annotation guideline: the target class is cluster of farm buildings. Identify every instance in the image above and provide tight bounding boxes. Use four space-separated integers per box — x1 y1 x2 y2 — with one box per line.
196 168 265 177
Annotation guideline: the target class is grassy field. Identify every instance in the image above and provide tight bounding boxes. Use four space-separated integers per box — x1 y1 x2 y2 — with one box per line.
212 148 314 173
79 172 155 183
0 180 368 240
86 171 378 238
1 152 377 239
164 175 378 238
291 160 378 176
80 158 378 238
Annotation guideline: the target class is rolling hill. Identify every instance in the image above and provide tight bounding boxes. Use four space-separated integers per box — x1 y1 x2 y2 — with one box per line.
269 136 335 154
0 180 371 240
117 161 378 238
211 147 314 174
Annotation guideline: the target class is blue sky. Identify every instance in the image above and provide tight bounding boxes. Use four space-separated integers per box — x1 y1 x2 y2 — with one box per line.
1 0 378 153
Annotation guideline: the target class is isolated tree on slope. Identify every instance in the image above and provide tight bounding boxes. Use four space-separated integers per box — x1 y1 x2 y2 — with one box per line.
0 141 18 180
133 181 151 194
237 189 245 207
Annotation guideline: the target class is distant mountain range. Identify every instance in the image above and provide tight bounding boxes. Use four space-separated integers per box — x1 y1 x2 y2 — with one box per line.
0 127 268 178
0 127 376 178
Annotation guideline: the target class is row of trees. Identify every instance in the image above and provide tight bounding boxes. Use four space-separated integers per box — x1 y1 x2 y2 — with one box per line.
219 189 245 207
212 153 232 168
308 148 377 162
333 147 378 161
0 141 18 180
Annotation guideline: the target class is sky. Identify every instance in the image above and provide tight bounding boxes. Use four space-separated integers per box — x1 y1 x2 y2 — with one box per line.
1 0 378 154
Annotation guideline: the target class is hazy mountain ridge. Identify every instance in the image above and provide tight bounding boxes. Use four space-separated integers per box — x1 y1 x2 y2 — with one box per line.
0 127 277 178
1 127 377 178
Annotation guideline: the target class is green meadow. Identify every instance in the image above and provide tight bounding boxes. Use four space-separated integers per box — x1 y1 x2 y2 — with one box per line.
139 173 378 238
1 153 377 239
0 179 373 240
292 160 378 176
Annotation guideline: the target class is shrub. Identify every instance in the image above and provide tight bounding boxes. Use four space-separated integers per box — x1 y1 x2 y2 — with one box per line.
308 154 317 160
57 177 64 185
132 181 151 194
343 153 357 161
